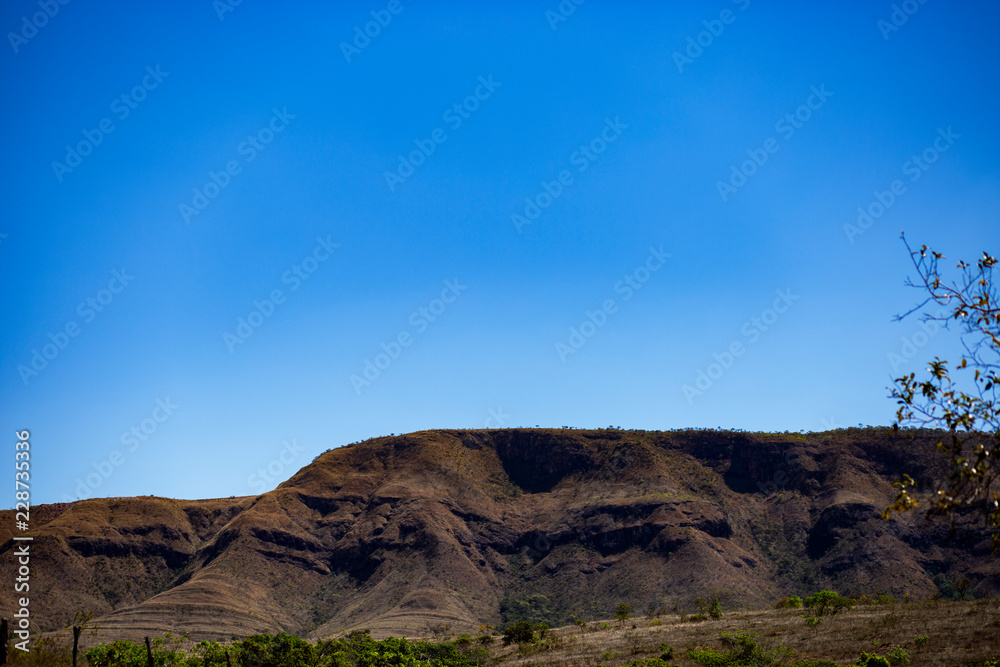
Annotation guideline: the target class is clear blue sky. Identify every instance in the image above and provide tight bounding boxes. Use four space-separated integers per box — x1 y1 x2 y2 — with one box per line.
2 1 998 505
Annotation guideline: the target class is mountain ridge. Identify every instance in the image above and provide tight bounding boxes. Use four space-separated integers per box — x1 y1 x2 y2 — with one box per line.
2 427 997 641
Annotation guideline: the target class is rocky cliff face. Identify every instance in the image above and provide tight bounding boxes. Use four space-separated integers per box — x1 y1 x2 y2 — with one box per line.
1 427 996 640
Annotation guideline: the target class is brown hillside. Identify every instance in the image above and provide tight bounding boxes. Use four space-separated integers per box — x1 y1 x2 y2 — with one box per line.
1 427 997 641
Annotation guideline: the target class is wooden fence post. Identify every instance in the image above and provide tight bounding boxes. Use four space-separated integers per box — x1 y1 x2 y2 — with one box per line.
145 636 154 667
72 625 81 667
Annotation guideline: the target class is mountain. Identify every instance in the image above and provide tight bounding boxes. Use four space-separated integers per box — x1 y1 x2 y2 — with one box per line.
2 427 997 641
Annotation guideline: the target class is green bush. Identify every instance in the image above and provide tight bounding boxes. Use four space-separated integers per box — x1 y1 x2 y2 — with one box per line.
776 596 803 609
615 603 633 622
84 632 486 667
709 598 723 619
884 647 910 665
659 642 674 660
188 640 231 666
804 590 853 616
856 653 891 667
688 631 793 666
502 620 537 645
914 635 928 648
233 632 316 667
84 639 187 667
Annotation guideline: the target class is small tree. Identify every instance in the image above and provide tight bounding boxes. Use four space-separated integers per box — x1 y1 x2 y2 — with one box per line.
804 590 852 616
614 603 632 624
955 577 971 600
501 621 536 646
884 235 1000 550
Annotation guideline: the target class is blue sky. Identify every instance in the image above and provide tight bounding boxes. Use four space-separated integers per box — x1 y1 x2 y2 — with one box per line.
2 1 998 505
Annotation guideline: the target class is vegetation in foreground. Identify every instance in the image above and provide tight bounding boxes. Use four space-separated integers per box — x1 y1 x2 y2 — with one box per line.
8 629 488 666
5 592 999 667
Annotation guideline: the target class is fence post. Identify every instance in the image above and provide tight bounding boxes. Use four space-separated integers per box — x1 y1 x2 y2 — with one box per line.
145 636 154 667
72 625 81 667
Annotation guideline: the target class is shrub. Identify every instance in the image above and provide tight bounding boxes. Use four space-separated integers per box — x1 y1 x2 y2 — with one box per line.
615 603 633 622
804 590 853 616
659 642 674 660
688 631 793 667
189 640 231 666
884 647 911 665
776 596 803 609
234 632 317 667
84 639 188 667
474 624 495 647
317 633 483 667
856 653 891 667
804 616 822 627
914 635 928 648
709 597 723 619
84 632 487 667
502 620 536 646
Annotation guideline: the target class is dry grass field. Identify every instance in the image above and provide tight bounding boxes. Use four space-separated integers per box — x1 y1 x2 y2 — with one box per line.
482 598 1000 666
